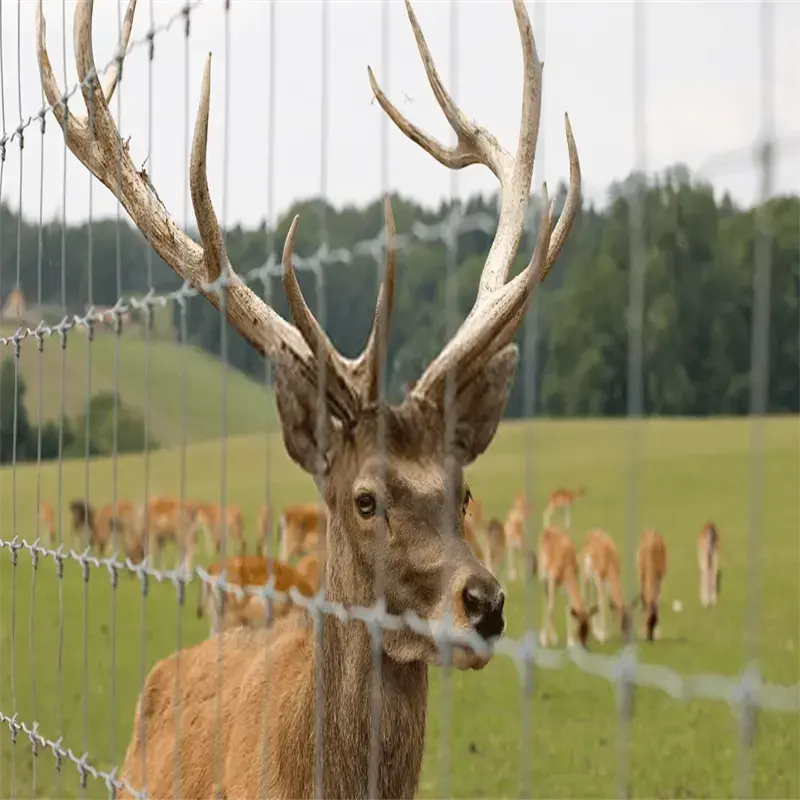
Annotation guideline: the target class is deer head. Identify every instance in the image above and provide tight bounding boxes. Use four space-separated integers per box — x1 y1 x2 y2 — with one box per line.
37 0 580 671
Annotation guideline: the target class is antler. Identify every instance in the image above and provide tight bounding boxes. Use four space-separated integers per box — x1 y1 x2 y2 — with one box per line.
369 0 581 401
37 0 396 424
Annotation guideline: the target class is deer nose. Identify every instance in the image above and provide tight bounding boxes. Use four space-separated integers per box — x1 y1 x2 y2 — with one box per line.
461 577 505 641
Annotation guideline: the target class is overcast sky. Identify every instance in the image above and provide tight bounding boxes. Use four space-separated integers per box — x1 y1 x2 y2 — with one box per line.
1 0 798 232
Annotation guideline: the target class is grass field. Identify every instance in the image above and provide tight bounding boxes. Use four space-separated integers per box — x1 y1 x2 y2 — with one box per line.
2 321 277 446
0 416 798 798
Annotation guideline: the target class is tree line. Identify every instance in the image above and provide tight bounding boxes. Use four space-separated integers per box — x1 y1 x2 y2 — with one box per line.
1 162 797 422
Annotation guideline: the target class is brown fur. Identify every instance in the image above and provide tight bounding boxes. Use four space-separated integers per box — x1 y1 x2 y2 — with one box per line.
198 554 316 635
255 504 272 556
134 496 197 571
188 501 247 557
295 550 323 594
463 495 486 564
542 486 585 530
69 499 94 547
38 501 57 545
503 493 529 581
120 404 508 799
537 527 597 648
579 529 630 642
636 529 668 641
697 522 720 607
483 517 507 578
277 502 327 563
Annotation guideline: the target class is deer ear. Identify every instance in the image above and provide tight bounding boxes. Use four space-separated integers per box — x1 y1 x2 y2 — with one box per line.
273 361 341 476
449 344 519 465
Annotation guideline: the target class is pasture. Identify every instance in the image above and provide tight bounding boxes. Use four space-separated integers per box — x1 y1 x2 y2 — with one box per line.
3 322 278 446
0 415 797 798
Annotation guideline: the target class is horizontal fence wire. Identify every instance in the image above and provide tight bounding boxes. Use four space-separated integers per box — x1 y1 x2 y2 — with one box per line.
0 0 798 798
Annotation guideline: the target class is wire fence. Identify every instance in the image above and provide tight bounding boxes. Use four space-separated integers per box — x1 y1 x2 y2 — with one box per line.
0 1 798 799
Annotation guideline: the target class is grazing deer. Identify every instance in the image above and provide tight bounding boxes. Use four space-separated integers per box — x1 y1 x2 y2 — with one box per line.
636 529 667 641
133 496 197 571
537 527 598 648
68 499 94 547
255 504 272 555
197 554 316 636
463 491 486 563
277 501 327 563
579 528 630 642
503 493 529 581
542 485 585 530
92 499 136 556
37 501 57 544
188 500 247 557
483 517 507 578
697 522 720 607
36 0 580 796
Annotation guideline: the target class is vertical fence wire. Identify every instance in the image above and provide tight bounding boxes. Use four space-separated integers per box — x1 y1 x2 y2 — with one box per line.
138 3 158 791
738 2 776 796
259 0 277 789
110 0 126 771
9 2 25 794
81 39 98 800
31 20 48 796
313 3 331 797
437 3 460 796
214 4 233 798
0 6 5 790
618 3 647 798
519 5 547 795
173 7 193 799
367 2 391 797
55 2 70 793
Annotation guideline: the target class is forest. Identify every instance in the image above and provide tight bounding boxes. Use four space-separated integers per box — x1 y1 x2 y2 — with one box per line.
0 162 797 420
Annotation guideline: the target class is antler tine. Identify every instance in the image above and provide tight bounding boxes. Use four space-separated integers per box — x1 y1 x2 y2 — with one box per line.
370 0 580 403
359 197 397 403
39 0 367 422
282 218 360 423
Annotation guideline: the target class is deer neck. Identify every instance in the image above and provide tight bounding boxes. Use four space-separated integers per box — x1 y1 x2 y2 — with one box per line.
311 516 429 800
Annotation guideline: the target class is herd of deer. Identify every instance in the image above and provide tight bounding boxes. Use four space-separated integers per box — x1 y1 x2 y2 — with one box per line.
29 0 720 797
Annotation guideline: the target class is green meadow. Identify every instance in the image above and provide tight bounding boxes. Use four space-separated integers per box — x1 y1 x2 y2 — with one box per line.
0 416 797 798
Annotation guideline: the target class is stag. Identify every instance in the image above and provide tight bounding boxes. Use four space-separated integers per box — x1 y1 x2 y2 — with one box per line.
36 0 580 796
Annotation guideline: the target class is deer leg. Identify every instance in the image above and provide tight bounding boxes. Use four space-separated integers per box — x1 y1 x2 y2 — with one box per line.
508 542 518 582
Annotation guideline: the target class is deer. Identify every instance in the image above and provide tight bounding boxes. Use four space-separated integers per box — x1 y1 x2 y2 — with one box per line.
636 529 668 641
295 549 323 595
37 501 57 545
91 499 137 556
482 517 507 578
197 554 316 636
255 504 272 555
537 527 598 648
132 495 197 571
503 492 529 581
35 0 580 795
68 498 95 548
579 528 630 642
463 491 486 563
276 501 328 563
697 522 721 607
542 485 585 530
188 500 247 557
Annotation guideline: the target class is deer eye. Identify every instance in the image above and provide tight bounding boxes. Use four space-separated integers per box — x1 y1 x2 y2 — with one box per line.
355 492 377 519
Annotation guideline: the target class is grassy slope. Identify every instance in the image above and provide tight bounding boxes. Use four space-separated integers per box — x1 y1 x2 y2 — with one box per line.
3 322 277 446
0 416 797 798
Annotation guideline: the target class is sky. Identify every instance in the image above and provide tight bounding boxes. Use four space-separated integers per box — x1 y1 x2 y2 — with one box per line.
0 0 798 232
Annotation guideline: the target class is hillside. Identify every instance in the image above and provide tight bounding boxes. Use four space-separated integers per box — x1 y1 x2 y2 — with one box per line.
1 322 278 447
